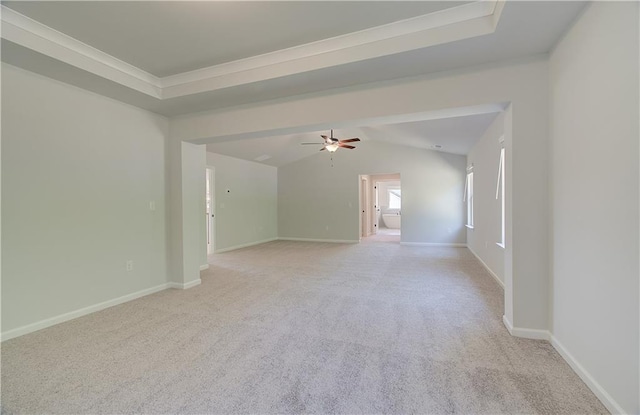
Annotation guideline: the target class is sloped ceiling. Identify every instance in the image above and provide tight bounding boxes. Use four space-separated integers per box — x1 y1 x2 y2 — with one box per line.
206 112 500 167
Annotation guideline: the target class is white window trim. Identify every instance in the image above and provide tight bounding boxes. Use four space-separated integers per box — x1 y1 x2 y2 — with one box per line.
496 144 505 248
464 167 474 229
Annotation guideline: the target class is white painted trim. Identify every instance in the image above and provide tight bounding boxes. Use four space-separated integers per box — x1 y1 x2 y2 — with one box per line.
400 242 467 247
1 1 503 100
511 326 550 340
1 283 170 342
0 5 162 97
502 315 550 340
167 278 202 290
160 1 500 97
162 0 496 87
214 237 279 253
550 335 627 415
502 314 514 333
503 316 624 413
199 264 209 271
278 237 359 244
467 246 504 289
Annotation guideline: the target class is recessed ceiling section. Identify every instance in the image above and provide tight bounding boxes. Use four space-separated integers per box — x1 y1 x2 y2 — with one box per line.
1 0 503 101
3 1 471 77
0 1 586 116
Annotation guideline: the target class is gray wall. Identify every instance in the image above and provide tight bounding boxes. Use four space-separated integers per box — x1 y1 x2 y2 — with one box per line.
2 64 169 333
207 152 278 251
466 112 505 284
549 2 639 413
278 141 466 244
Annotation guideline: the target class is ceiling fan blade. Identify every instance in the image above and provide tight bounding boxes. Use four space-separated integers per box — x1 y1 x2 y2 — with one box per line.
339 138 360 143
301 142 322 145
320 135 328 139
319 147 326 151
338 144 356 149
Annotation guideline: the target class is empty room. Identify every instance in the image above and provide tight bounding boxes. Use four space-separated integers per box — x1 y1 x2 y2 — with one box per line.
1 1 638 414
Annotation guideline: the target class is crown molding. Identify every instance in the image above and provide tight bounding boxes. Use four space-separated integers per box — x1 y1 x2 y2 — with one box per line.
160 1 498 87
160 0 502 99
1 1 503 101
1 5 162 98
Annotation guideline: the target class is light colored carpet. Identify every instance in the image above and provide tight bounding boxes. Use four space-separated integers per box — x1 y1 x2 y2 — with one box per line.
2 240 607 414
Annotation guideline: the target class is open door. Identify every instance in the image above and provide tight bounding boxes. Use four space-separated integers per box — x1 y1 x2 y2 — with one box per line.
360 176 369 237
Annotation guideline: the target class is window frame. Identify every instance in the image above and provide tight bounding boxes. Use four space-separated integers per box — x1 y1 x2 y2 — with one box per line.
496 145 505 248
464 170 474 229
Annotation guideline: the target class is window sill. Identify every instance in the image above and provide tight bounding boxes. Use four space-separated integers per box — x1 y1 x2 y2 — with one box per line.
465 224 474 229
496 242 505 249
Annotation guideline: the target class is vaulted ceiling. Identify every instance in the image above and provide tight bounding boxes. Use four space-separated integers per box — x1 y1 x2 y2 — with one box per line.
1 1 586 163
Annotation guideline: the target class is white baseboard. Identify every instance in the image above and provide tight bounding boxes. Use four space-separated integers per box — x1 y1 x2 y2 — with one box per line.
502 316 624 413
167 278 201 290
199 264 209 271
278 237 359 244
502 315 550 340
550 335 627 415
1 283 170 342
467 246 505 289
400 242 467 247
214 237 279 253
502 314 514 333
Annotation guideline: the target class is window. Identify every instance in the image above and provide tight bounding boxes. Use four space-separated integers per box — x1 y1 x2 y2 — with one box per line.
496 145 505 248
464 169 474 228
388 188 401 210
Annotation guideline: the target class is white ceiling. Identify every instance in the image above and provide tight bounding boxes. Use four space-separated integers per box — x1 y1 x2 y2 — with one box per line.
3 1 469 77
1 1 583 166
1 1 586 116
206 112 500 167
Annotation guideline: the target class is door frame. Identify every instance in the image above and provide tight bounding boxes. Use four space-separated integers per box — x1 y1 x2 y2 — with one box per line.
360 176 370 238
206 167 215 255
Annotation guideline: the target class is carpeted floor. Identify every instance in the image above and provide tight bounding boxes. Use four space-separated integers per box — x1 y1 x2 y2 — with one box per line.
2 240 607 414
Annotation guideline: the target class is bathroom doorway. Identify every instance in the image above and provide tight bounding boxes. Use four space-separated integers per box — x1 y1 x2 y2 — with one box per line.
359 173 401 242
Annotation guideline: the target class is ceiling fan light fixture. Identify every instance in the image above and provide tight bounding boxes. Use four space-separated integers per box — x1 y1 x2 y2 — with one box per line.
325 144 339 152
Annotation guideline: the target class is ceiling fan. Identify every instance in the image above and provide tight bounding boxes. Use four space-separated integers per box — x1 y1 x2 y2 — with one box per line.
301 129 360 152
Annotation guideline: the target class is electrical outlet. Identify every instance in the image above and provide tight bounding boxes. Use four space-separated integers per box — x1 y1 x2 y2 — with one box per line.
149 201 156 211
126 260 134 272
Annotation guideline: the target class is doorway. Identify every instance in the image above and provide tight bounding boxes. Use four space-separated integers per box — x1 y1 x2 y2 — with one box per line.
375 177 401 237
206 167 215 255
360 173 401 242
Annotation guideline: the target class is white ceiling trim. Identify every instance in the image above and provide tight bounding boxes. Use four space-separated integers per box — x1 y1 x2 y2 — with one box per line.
1 5 163 98
1 1 503 102
161 2 501 99
160 1 497 89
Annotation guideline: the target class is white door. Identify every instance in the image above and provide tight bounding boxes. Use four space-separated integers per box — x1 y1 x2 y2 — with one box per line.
373 182 380 234
361 177 368 237
206 168 215 254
